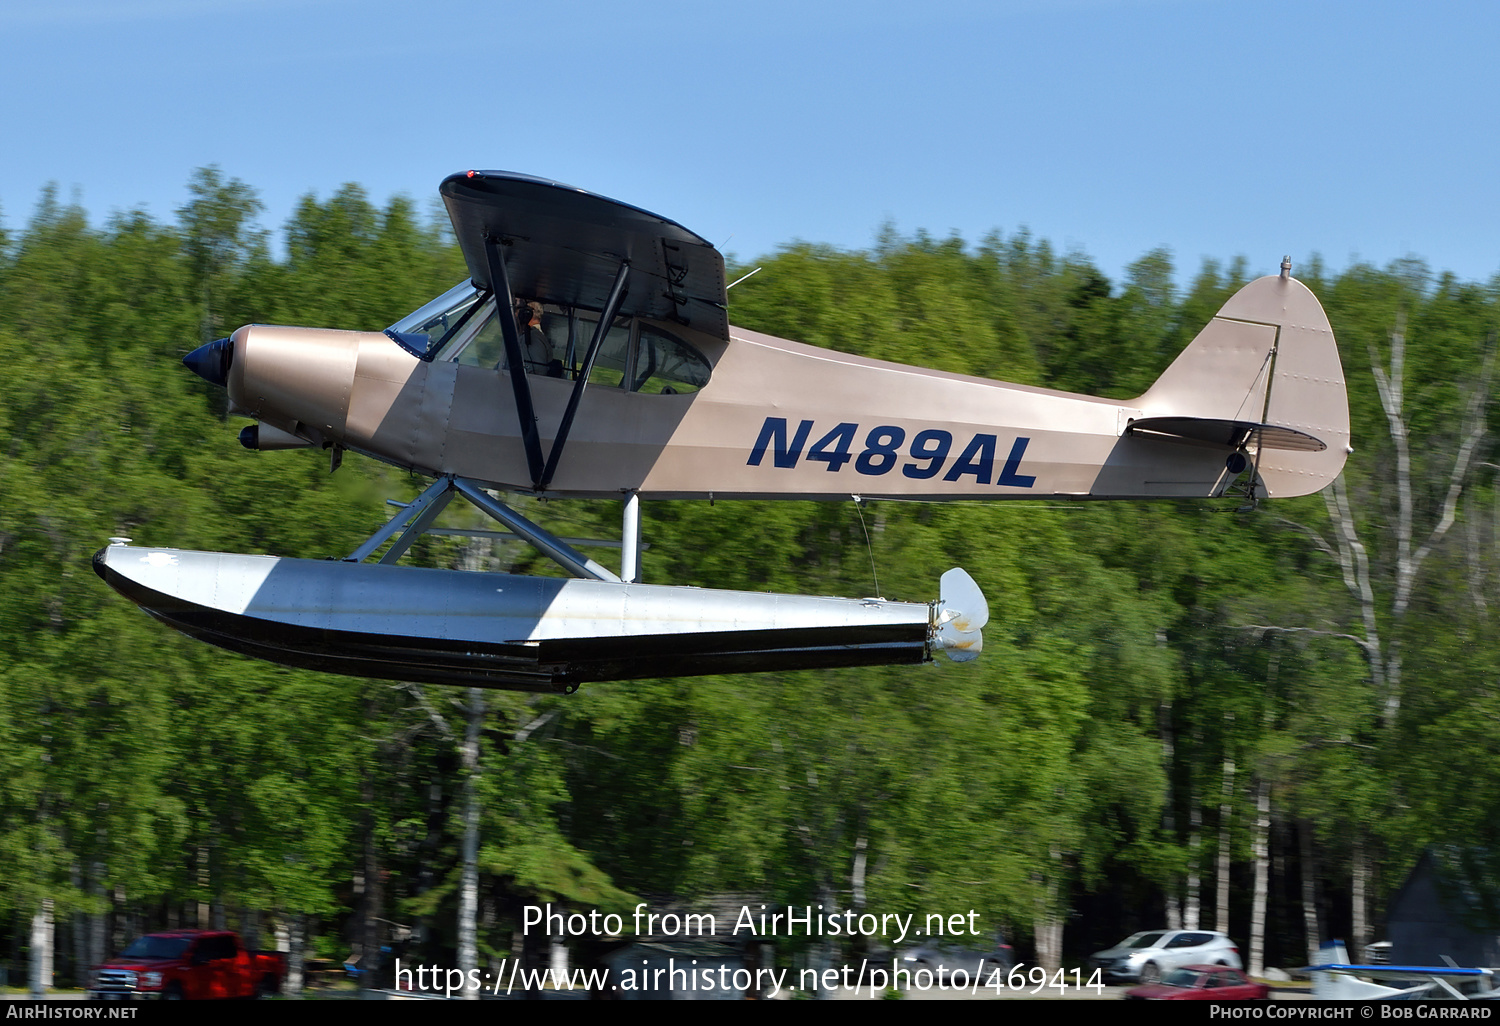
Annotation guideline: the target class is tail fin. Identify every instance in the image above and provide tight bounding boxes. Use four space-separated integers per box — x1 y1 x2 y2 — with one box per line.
1133 269 1350 498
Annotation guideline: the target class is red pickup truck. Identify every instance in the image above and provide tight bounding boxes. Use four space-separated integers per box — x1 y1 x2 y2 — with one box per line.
88 930 284 1000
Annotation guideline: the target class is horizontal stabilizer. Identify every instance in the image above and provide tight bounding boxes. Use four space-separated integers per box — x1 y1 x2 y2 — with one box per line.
1127 416 1327 452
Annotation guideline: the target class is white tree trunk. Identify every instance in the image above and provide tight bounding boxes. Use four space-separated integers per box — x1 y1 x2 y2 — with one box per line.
1248 779 1269 976
197 844 210 928
1351 837 1369 963
286 914 305 998
457 687 484 999
1185 798 1202 930
90 866 106 970
1300 820 1321 965
1217 732 1235 933
1159 700 1181 930
1032 913 1063 972
1033 853 1064 971
29 899 54 998
851 836 868 910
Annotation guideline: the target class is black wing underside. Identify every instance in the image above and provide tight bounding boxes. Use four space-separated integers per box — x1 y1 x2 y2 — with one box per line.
440 170 729 342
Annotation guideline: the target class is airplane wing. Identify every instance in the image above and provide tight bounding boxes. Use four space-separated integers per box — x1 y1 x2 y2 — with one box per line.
440 170 729 342
1306 964 1494 980
1305 963 1498 1000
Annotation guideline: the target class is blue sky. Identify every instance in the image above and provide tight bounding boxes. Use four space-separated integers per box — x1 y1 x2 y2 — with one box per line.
3 0 1496 290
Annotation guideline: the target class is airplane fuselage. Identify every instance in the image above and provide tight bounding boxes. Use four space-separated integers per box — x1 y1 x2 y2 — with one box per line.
224 271 1346 503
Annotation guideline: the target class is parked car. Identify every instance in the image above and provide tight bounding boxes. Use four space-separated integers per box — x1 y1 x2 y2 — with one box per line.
88 929 284 1000
901 935 1016 982
1089 930 1242 984
1125 964 1270 1000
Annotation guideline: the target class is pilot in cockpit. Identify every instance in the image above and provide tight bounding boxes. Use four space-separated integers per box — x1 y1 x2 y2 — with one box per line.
516 301 563 377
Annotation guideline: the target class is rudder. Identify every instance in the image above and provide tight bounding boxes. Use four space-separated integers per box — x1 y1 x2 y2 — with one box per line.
1134 269 1349 498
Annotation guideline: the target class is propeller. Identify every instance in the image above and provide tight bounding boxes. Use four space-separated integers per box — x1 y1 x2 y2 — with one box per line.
934 567 989 662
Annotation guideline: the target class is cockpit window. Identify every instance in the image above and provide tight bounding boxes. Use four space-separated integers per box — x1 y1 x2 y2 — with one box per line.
385 281 485 358
550 308 632 388
453 309 507 370
633 326 711 395
388 283 711 394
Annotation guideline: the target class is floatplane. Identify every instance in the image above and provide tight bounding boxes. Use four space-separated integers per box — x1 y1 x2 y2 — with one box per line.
1308 940 1500 1000
94 171 1350 692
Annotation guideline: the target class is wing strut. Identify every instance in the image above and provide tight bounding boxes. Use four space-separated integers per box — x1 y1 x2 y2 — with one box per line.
378 483 454 565
344 474 620 583
538 260 631 491
486 234 633 493
345 474 455 563
620 490 642 583
452 478 619 581
483 235 547 487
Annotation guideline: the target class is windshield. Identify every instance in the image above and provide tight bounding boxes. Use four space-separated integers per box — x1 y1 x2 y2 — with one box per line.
119 936 191 960
385 281 486 358
1162 968 1202 987
1124 932 1165 949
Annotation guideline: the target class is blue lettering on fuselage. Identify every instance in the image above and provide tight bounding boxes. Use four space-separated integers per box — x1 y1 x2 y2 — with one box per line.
747 418 813 468
746 417 1036 487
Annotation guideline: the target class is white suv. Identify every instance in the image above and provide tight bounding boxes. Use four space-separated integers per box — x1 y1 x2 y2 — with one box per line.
1089 930 1242 984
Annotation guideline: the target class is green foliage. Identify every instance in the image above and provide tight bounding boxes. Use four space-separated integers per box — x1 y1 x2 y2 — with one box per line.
0 169 1496 977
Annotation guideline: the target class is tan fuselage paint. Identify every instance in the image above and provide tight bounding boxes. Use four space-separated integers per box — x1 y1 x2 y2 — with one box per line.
226 275 1348 501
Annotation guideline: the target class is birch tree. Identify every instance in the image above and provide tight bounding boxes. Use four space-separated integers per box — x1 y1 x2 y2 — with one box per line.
1320 315 1492 726
1298 287 1494 959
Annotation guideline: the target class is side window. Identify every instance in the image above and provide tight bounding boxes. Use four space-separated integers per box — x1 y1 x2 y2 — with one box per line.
443 305 709 395
575 315 632 388
632 326 711 395
458 305 631 385
456 309 507 369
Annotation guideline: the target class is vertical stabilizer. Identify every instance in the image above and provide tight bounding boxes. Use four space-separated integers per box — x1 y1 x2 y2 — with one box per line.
1136 273 1349 497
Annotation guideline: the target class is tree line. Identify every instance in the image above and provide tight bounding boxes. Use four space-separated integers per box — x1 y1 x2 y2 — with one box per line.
0 168 1496 993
